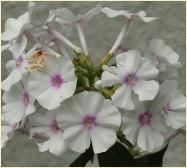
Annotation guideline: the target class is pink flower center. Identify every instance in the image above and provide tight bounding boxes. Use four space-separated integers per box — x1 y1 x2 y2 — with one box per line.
123 73 138 86
83 115 97 129
16 56 23 68
22 92 29 107
50 120 61 133
163 103 172 114
51 74 64 89
138 111 152 126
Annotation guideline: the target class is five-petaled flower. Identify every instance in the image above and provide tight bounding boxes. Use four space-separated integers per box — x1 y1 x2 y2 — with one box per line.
56 91 121 154
101 50 159 110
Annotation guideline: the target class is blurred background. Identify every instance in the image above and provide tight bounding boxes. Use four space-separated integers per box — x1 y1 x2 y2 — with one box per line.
1 1 186 166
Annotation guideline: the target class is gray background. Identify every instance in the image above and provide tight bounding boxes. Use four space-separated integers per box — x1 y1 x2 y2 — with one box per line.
1 1 186 166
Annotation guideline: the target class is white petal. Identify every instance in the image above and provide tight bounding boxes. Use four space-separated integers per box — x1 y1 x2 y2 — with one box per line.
63 125 90 153
96 99 121 129
58 81 77 102
123 124 140 145
133 80 159 101
28 71 51 98
151 114 168 133
116 50 141 73
90 126 117 154
37 87 61 110
44 56 62 75
136 11 157 22
2 18 22 41
162 45 180 64
1 43 11 52
2 101 25 124
136 59 159 80
164 111 185 129
37 132 67 155
5 60 16 72
170 94 186 110
60 56 76 81
57 99 84 129
75 91 105 115
150 39 165 56
2 69 22 91
18 12 30 25
9 35 27 58
101 70 122 87
112 85 135 110
2 83 23 103
84 4 102 22
102 7 132 19
137 126 164 152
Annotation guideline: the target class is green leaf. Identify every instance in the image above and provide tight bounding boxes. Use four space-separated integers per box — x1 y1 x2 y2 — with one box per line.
97 142 138 166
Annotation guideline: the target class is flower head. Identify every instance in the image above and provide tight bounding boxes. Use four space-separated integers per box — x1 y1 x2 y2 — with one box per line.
101 50 159 110
57 91 121 154
28 55 77 110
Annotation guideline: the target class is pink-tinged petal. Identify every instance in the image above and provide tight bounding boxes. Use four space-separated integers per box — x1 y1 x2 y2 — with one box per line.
2 101 25 124
2 18 22 41
96 99 121 129
9 35 27 58
63 125 90 153
137 126 164 152
116 50 141 73
2 69 22 91
112 85 135 110
90 126 117 154
133 80 159 101
136 59 159 80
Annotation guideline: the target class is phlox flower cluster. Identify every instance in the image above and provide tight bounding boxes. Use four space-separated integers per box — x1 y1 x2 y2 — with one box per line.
1 2 185 160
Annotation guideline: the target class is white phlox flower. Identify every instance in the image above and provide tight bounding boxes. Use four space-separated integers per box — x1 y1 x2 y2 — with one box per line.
122 96 167 152
150 39 182 80
29 109 67 155
57 91 121 154
1 43 37 91
154 80 185 129
1 2 35 52
101 50 159 110
2 76 36 124
28 55 77 110
102 7 157 22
